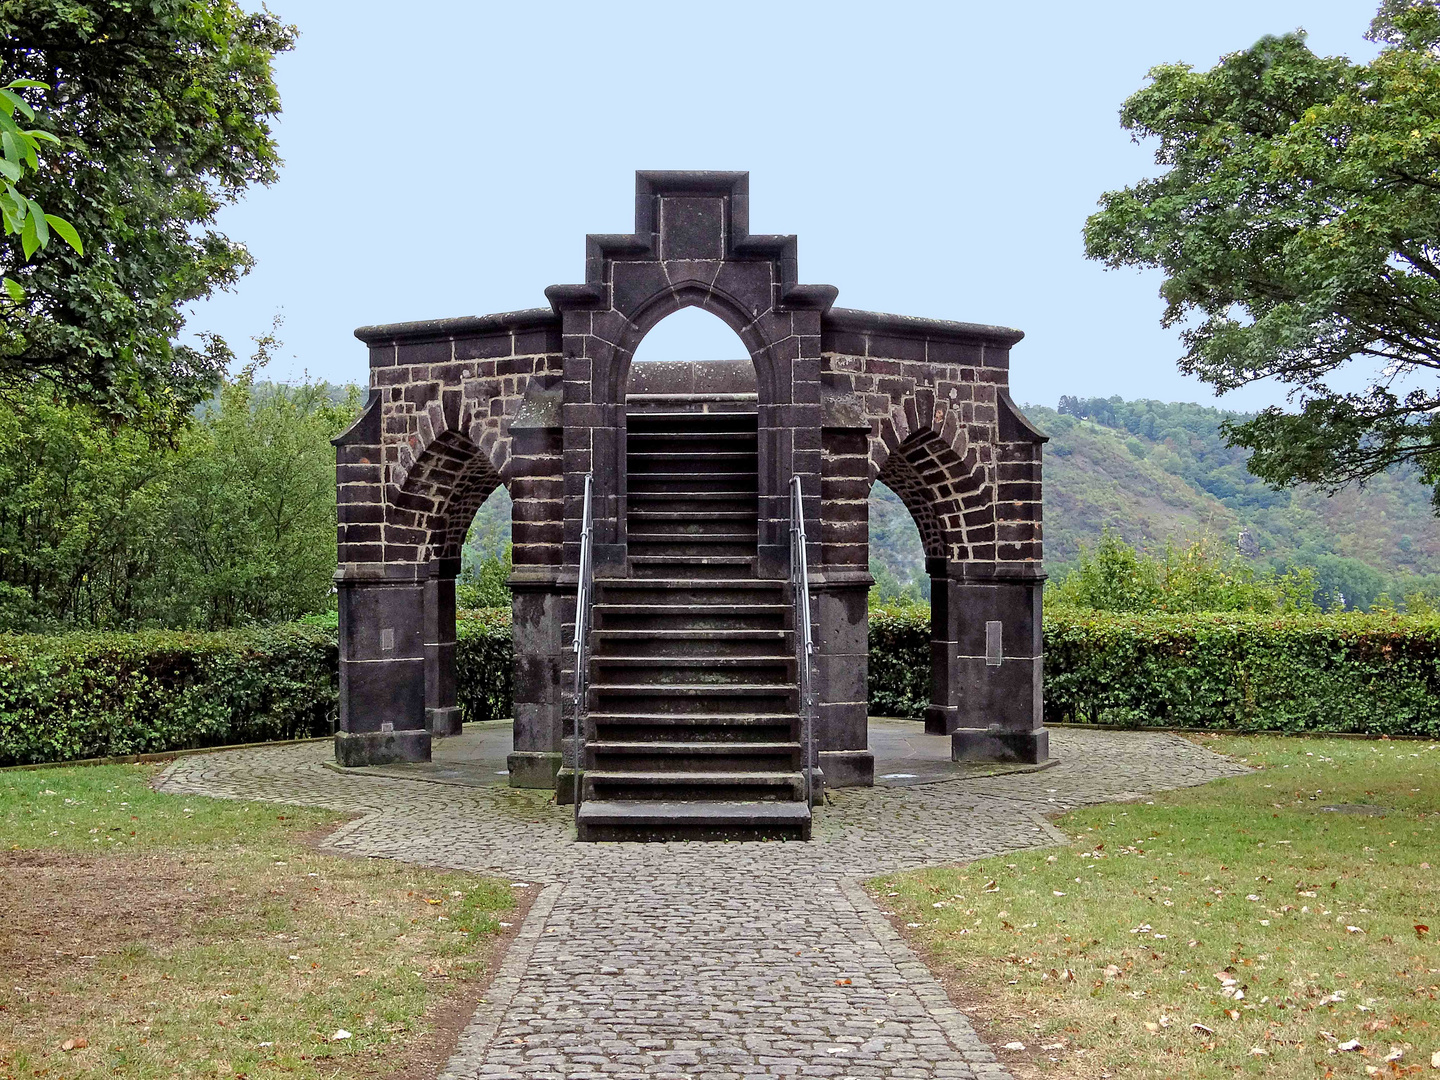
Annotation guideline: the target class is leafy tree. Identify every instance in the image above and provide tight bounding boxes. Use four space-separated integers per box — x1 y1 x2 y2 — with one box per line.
1084 1 1440 510
0 329 360 631
157 332 362 628
1047 532 1320 613
0 1 295 426
0 70 81 300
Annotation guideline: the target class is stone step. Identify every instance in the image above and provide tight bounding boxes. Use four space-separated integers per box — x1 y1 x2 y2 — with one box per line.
592 628 789 658
580 769 806 803
588 683 796 715
626 535 760 557
575 800 809 842
627 429 756 448
628 555 757 579
592 603 788 631
627 492 758 514
628 450 758 472
586 713 797 743
596 579 781 606
590 655 795 686
626 470 759 493
586 740 800 773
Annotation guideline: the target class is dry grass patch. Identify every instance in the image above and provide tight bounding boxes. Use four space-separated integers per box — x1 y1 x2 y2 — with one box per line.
0 763 522 1080
872 735 1440 1079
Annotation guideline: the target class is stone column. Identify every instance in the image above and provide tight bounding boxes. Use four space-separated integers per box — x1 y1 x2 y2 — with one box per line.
506 571 568 788
335 568 431 766
812 570 875 786
926 560 1048 764
424 558 461 737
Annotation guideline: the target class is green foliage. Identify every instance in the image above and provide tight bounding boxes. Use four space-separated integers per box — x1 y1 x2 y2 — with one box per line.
1083 3 1440 510
1047 532 1320 613
863 602 1440 734
458 545 513 609
1016 398 1440 603
866 605 930 718
1044 608 1440 734
0 0 295 426
158 335 363 628
455 608 513 725
0 624 337 766
0 332 362 631
0 69 82 302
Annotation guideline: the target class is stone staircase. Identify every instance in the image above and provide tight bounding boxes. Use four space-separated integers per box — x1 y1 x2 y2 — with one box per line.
573 401 812 841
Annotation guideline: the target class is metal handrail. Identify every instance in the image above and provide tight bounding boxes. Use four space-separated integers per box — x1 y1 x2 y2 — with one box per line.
789 474 818 807
571 473 595 828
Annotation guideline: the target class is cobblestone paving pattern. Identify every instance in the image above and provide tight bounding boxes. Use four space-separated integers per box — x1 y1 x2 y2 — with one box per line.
158 730 1247 1078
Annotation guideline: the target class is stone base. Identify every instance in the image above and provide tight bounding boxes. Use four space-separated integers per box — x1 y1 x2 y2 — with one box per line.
819 749 873 788
555 767 576 806
508 751 562 789
923 705 957 736
951 726 1049 765
334 729 431 767
427 706 462 737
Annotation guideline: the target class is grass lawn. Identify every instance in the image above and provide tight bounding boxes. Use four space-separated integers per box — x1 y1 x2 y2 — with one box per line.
0 762 521 1080
872 735 1440 1079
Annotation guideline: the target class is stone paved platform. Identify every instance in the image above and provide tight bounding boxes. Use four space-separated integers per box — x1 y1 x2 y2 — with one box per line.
156 727 1247 1079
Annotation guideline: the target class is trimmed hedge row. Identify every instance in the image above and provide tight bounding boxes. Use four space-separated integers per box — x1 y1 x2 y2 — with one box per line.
0 626 338 766
1044 608 1440 735
6 607 1438 767
863 605 1440 735
456 608 514 725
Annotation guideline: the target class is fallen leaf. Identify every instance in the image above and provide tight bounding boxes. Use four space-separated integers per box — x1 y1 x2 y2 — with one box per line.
1191 1022 1214 1035
1339 1039 1362 1052
1226 1009 1240 1021
984 880 999 893
834 978 852 986
60 1038 88 1052
331 1029 352 1042
1417 925 1430 938
1250 1047 1270 1056
1003 1042 1026 1051
1430 1049 1440 1068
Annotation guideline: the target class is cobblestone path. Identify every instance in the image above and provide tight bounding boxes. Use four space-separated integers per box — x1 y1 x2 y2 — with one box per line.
157 729 1246 1079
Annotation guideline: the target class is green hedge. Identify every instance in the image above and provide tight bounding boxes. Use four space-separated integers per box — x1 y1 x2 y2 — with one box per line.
7 606 1436 767
456 608 514 725
867 606 931 718
1044 607 1440 735
863 606 1440 735
0 626 337 766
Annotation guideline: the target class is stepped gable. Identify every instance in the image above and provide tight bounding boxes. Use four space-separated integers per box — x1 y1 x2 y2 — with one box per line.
334 171 1048 840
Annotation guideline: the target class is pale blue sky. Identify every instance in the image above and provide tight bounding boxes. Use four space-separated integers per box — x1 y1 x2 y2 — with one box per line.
192 0 1381 410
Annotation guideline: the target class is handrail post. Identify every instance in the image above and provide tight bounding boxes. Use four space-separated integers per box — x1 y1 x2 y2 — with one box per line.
789 475 818 807
572 473 594 831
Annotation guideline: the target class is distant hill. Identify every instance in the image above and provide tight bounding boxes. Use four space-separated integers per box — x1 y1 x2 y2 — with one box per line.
450 390 1440 611
869 397 1440 610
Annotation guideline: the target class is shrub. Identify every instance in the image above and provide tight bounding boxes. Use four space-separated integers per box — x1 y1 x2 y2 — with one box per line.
1044 608 1440 734
0 626 337 766
867 605 930 719
456 608 513 724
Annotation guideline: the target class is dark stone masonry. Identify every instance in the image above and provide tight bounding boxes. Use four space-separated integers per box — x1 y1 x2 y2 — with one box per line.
333 171 1048 826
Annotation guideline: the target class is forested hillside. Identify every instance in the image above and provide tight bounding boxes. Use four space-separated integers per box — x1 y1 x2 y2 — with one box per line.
867 397 1440 610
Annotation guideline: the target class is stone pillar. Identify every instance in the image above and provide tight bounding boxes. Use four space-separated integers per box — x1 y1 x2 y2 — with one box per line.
424 559 461 738
812 571 874 786
926 560 1048 764
506 571 568 787
335 569 431 766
